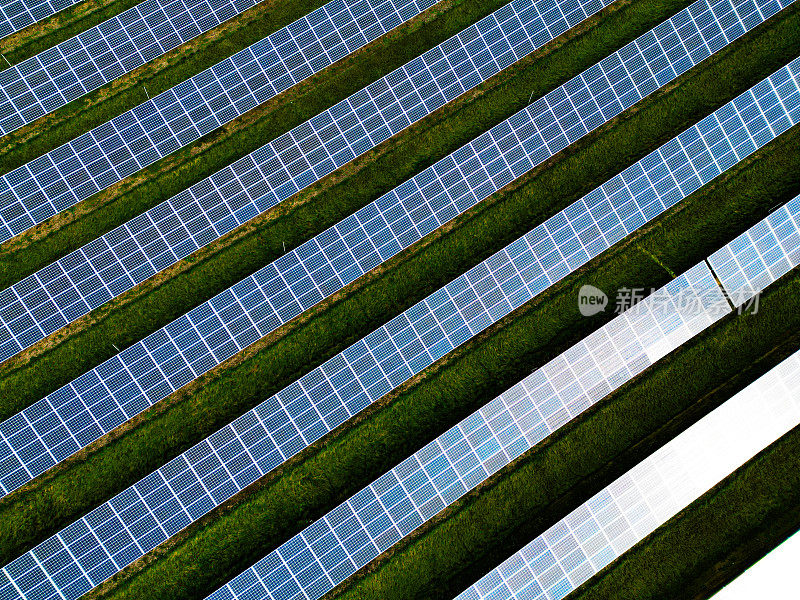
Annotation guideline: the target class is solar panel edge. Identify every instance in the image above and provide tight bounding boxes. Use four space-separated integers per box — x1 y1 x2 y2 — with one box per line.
0 0 85 41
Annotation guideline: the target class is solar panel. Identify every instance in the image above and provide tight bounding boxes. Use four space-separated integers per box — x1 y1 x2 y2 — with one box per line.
0 0 789 366
457 348 800 600
0 0 433 136
0 0 617 244
1 60 798 600
708 193 800 307
0 261 729 600
0 47 796 506
0 0 84 40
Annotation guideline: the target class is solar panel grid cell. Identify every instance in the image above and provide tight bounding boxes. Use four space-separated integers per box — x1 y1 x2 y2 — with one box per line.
1 59 797 600
0 0 787 365
0 0 624 360
0 0 84 40
0 11 796 506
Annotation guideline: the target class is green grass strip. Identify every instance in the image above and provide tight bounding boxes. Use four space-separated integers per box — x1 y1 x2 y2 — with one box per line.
86 124 800 600
571 415 800 600
3 0 794 417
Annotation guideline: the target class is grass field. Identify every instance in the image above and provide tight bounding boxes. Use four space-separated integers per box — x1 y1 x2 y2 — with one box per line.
1 1 799 599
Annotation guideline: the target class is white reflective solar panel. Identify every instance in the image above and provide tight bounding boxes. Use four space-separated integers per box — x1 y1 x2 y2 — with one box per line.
0 0 83 39
0 0 629 364
708 193 800 307
0 0 614 243
0 0 791 366
712 530 800 600
201 261 730 600
457 347 800 600
0 52 797 507
0 0 438 135
2 65 798 600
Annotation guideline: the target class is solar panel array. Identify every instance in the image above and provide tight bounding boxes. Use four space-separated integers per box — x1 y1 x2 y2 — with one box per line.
0 48 797 505
457 347 800 600
0 0 612 245
0 0 264 134
0 0 439 136
203 262 731 600
0 0 628 364
0 259 732 600
0 0 785 366
6 175 800 600
1 56 798 600
708 193 800 307
0 0 83 39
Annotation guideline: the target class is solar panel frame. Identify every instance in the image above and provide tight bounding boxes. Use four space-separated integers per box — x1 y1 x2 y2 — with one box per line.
708 193 800 307
0 0 790 365
0 0 447 136
457 347 800 600
0 19 796 504
0 0 610 243
0 0 84 40
201 261 731 600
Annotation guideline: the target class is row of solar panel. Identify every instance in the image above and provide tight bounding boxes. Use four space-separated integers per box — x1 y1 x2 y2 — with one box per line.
0 0 624 362
204 261 732 600
0 0 596 243
0 62 796 600
0 36 796 511
0 0 83 39
457 344 800 600
0 0 436 135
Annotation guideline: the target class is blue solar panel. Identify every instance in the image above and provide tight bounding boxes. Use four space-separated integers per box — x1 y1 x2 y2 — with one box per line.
0 0 84 39
0 59 796 600
1 0 789 365
0 9 796 503
708 193 800 307
0 0 624 360
0 0 610 244
458 347 800 600
0 0 266 133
